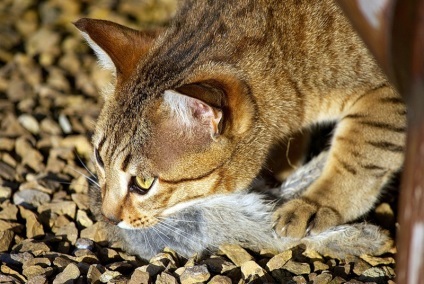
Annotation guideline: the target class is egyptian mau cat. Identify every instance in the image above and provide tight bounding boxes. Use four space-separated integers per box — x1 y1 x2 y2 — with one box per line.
75 0 405 255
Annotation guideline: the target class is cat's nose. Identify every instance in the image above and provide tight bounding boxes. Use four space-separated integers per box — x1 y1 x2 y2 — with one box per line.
101 212 120 225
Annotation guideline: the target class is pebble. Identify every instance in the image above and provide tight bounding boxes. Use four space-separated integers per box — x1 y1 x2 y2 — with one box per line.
18 114 40 134
180 265 211 284
267 250 293 271
52 262 81 284
13 189 51 209
219 244 254 266
0 230 15 252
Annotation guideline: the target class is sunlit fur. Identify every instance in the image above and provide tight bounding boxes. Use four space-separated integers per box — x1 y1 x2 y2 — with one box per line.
76 0 405 246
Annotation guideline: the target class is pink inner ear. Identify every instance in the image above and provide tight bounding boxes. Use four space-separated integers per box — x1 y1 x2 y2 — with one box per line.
190 100 222 138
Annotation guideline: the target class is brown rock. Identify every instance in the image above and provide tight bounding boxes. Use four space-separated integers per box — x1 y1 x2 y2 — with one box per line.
80 222 109 244
360 254 395 266
52 262 80 284
71 193 90 210
99 270 122 283
0 185 12 200
266 250 292 271
87 264 106 284
76 209 94 228
241 260 267 279
22 265 54 278
13 239 50 255
15 137 44 171
313 261 330 272
156 272 178 284
311 272 332 284
0 230 14 252
180 265 210 284
0 137 15 151
0 202 19 220
27 275 48 284
129 268 151 284
38 201 77 219
208 275 232 284
19 207 45 238
201 256 237 274
282 260 311 275
18 114 40 134
219 244 253 266
55 222 78 245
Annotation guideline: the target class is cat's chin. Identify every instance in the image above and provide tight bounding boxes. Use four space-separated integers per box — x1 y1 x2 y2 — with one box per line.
117 221 139 230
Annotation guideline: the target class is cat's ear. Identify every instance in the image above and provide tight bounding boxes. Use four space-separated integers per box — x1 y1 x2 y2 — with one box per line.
74 18 159 81
163 90 223 139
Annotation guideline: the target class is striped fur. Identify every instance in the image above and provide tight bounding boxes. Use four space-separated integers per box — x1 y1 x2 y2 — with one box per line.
76 0 405 252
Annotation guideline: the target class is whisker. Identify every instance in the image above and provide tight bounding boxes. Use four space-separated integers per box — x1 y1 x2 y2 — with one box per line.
157 220 205 244
67 166 100 187
74 151 96 178
157 216 209 225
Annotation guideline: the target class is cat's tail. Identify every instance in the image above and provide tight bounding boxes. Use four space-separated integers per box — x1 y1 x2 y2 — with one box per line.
298 223 393 258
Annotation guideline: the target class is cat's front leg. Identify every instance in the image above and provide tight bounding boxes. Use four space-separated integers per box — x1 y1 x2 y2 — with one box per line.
273 85 405 238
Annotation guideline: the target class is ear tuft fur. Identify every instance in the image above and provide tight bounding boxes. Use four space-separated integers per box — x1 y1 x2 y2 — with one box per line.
163 90 222 138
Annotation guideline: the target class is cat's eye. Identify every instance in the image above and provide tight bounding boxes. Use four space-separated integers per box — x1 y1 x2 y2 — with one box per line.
130 176 156 195
95 148 104 168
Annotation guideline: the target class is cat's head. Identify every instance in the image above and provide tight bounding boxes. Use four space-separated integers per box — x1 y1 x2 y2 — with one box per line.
75 18 263 229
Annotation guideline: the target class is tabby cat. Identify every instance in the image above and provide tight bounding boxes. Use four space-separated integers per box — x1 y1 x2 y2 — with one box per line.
75 0 405 256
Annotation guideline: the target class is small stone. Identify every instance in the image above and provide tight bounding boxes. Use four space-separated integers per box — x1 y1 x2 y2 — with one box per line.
71 193 90 210
75 238 95 250
293 275 307 284
360 254 395 266
0 186 12 200
330 276 346 284
359 267 391 280
60 135 92 158
312 272 332 284
180 265 210 284
156 272 178 284
201 256 237 274
266 250 292 271
19 180 55 194
15 137 44 171
313 261 330 272
13 189 51 209
351 257 372 276
76 209 94 228
19 207 45 238
37 201 77 218
22 265 54 278
208 275 232 284
80 222 109 244
219 244 253 266
70 174 89 193
23 257 51 269
0 203 19 220
0 219 23 232
99 270 122 282
87 264 106 284
27 275 48 284
53 262 80 284
0 137 15 151
282 260 310 275
18 114 40 134
139 263 166 277
58 114 72 134
0 230 14 252
241 260 266 279
13 239 51 255
128 268 151 284
55 222 78 244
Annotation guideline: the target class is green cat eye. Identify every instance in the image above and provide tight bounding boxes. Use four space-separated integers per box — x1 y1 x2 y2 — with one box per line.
135 176 155 189
130 176 155 195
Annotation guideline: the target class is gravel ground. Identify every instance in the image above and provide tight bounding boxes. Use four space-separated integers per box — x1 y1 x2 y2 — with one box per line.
0 0 399 283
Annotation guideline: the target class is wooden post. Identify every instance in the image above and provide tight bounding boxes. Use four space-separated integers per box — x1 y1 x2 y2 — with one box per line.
338 1 424 283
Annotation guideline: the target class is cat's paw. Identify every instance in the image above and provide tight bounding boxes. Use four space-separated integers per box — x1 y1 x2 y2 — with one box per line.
273 198 342 238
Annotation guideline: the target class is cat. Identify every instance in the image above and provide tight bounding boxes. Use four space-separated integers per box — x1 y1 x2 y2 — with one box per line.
89 151 393 259
75 0 405 257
